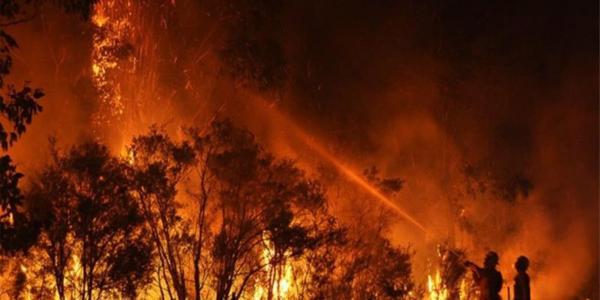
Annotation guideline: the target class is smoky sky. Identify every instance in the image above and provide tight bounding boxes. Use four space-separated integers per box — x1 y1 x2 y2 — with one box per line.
266 0 598 206
280 0 597 156
269 2 597 296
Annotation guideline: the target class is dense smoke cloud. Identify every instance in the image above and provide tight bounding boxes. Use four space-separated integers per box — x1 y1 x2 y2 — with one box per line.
4 0 597 298
273 2 598 297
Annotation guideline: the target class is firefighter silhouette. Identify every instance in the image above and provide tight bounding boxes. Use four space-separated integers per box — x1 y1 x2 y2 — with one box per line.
465 251 503 300
513 256 531 300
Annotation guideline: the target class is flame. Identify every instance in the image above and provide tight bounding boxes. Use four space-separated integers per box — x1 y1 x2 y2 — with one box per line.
70 254 82 276
459 278 469 299
90 0 181 156
254 237 296 300
66 254 83 294
91 0 133 129
91 12 109 27
428 270 449 300
17 264 33 300
120 146 135 165
427 269 473 300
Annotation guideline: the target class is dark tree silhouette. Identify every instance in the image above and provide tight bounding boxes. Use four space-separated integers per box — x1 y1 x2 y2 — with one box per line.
298 222 415 300
326 233 415 299
0 0 100 254
295 216 346 299
186 120 336 300
364 166 404 195
14 120 417 299
28 157 72 300
436 243 472 300
128 127 195 300
29 142 154 300
0 2 44 254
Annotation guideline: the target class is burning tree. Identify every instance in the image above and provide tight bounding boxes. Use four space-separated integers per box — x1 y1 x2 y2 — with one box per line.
293 164 416 300
123 120 353 299
426 243 473 300
5 118 420 299
27 142 154 299
190 120 333 299
0 4 109 296
296 218 415 300
128 127 197 300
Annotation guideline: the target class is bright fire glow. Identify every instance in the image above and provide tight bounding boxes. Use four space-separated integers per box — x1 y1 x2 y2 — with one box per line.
427 269 472 300
254 237 296 300
91 0 133 127
428 270 449 300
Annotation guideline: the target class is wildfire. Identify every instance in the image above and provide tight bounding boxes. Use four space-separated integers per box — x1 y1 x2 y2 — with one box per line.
90 0 181 157
69 254 82 279
120 146 135 165
428 270 449 300
91 0 135 129
428 269 473 300
254 237 296 300
91 12 109 27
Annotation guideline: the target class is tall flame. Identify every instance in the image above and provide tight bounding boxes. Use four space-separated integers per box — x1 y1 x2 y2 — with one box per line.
91 0 131 125
428 270 449 300
427 269 473 300
254 237 296 300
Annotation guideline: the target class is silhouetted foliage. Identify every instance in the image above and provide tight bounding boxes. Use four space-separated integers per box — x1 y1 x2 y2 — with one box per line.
186 119 335 299
0 1 98 24
437 243 472 300
364 166 404 195
0 0 99 254
462 163 533 202
30 142 154 300
27 161 71 300
458 163 532 248
297 217 347 298
129 127 195 300
9 120 416 299
341 235 414 299
107 238 154 299
302 226 415 300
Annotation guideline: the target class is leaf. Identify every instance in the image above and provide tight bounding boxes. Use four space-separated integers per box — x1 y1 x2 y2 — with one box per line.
0 31 18 49
33 89 44 99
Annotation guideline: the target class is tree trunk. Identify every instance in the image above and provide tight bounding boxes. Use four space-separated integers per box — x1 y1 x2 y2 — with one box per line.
194 255 200 300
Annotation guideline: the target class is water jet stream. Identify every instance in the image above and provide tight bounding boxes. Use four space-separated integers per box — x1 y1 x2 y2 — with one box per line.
248 96 431 235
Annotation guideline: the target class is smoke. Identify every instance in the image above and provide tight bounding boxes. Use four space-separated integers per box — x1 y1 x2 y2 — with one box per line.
3 0 597 298
274 1 597 297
